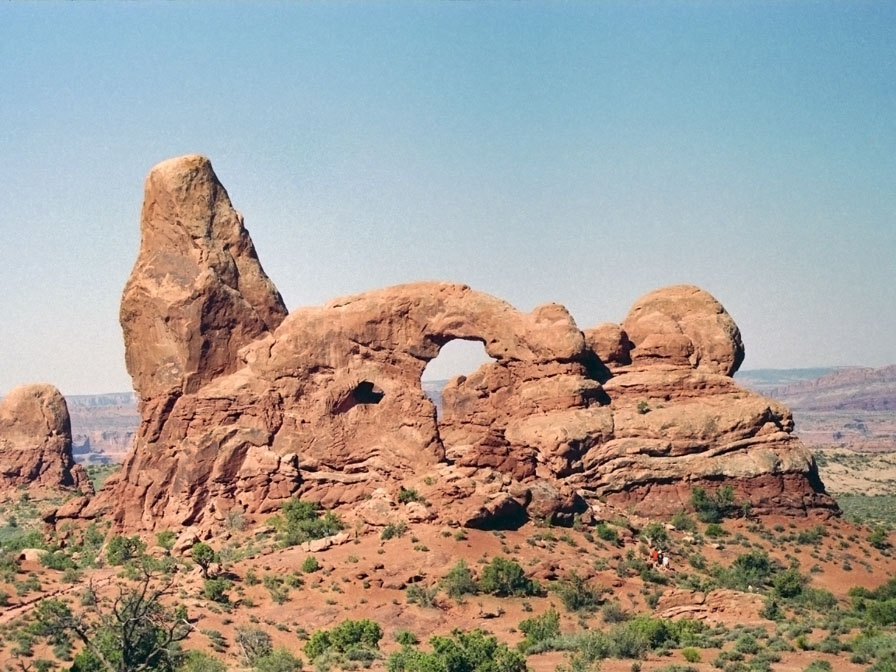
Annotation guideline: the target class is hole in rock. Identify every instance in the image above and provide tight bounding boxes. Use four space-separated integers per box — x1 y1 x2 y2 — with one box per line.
334 381 384 414
421 339 495 417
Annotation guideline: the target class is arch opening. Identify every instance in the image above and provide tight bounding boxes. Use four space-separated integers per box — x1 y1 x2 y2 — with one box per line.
421 339 495 416
334 381 385 414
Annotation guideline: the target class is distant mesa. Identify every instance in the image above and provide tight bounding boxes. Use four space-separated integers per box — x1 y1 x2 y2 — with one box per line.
66 154 835 532
0 384 91 496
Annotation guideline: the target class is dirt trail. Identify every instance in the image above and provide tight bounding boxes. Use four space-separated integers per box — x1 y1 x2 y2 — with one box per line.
0 567 117 625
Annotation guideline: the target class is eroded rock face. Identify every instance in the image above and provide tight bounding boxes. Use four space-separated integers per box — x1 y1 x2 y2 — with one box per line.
622 285 745 376
120 154 288 403
0 385 91 495
83 155 833 532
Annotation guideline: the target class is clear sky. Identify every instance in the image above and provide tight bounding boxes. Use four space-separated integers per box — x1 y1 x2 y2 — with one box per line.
1 2 894 395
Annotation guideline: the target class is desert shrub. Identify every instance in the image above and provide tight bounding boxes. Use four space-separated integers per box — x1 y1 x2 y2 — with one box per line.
191 542 217 578
155 530 176 551
271 499 343 547
554 571 603 612
671 511 697 533
305 618 382 663
381 521 407 540
714 549 774 591
254 648 302 672
301 555 321 573
387 629 526 672
397 488 424 504
760 596 783 621
796 525 827 546
262 574 291 604
406 584 439 608
640 521 669 546
180 650 227 672
772 567 806 599
105 535 146 565
681 646 701 663
704 523 727 538
691 486 739 523
733 633 760 655
595 521 619 543
236 627 273 665
518 608 560 653
478 556 540 597
803 662 832 672
802 587 837 611
40 548 75 571
441 559 477 600
202 578 231 603
869 527 891 550
601 600 630 623
395 629 418 646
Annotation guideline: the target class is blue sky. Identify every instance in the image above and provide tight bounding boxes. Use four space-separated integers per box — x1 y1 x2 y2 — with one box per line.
1 2 894 395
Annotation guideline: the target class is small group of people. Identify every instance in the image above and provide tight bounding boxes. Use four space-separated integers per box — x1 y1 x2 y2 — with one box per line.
650 547 671 570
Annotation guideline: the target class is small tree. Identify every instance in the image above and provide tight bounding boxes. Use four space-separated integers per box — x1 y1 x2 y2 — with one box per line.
441 559 478 601
478 557 541 597
191 543 217 579
105 535 147 566
31 562 190 672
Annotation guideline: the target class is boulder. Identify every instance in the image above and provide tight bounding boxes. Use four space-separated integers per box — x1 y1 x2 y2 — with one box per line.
0 384 91 495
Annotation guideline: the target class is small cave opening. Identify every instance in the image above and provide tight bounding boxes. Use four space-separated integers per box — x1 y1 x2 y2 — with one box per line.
421 339 495 417
334 380 385 414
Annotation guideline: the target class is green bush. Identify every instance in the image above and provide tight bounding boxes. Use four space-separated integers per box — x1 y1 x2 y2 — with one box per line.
869 527 890 550
397 488 424 504
304 619 382 661
595 521 619 544
714 549 774 591
236 627 273 665
518 609 560 652
202 578 231 603
191 543 217 578
803 661 832 672
478 557 540 597
681 646 701 663
180 650 227 672
381 522 407 540
271 499 343 547
406 584 439 608
301 555 321 573
691 486 739 523
772 567 806 599
671 512 697 533
441 559 477 600
554 571 603 612
254 648 302 672
155 530 176 552
40 549 75 571
640 522 668 546
387 629 527 672
105 535 146 565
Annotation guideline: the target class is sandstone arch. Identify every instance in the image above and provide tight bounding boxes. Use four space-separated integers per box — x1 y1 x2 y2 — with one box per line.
75 155 834 534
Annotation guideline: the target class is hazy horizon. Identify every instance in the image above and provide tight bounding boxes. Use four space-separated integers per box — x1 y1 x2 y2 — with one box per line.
2 3 894 395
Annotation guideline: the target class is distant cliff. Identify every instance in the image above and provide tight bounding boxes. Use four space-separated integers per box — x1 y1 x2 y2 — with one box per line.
738 366 896 451
67 393 138 464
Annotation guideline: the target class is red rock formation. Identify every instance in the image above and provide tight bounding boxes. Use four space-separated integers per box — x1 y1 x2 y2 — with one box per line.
81 155 833 532
0 384 91 495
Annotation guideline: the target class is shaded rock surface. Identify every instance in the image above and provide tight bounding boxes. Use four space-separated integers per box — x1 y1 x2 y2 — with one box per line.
83 155 833 533
0 384 91 495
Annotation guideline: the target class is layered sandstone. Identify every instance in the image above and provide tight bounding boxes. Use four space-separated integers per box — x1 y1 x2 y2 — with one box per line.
0 384 91 495
80 155 833 532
